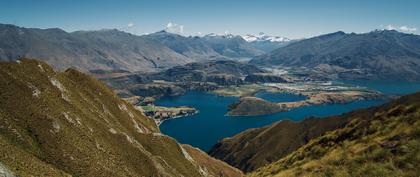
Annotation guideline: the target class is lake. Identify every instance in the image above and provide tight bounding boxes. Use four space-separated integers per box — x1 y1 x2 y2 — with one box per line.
158 80 420 151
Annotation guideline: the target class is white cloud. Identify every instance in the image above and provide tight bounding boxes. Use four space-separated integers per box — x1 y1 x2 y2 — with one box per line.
385 24 417 33
127 22 134 28
165 22 184 34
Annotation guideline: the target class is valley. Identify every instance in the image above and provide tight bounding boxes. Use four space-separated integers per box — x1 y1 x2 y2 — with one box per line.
1 19 420 177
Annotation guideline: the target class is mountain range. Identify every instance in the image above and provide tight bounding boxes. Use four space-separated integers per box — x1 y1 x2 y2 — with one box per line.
0 24 285 73
251 30 420 81
241 32 293 52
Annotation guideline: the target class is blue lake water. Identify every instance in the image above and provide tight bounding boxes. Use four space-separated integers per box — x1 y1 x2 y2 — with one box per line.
158 81 420 151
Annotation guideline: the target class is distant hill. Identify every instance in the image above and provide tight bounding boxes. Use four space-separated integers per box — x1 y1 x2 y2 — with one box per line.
210 91 420 176
251 30 420 81
0 59 243 177
0 24 193 72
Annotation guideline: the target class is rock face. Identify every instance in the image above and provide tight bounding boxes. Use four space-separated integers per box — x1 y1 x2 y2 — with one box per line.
227 97 286 116
251 30 420 81
0 59 243 177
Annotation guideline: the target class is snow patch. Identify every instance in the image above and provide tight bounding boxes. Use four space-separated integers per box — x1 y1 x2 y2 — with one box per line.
241 32 290 42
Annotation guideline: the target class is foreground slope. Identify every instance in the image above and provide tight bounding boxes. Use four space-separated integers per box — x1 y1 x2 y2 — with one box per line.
209 114 352 172
0 59 242 177
247 93 420 176
251 30 420 81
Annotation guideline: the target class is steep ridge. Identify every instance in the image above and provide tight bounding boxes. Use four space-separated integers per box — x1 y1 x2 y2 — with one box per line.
248 92 420 176
0 59 243 177
0 24 191 72
251 30 420 81
209 115 351 172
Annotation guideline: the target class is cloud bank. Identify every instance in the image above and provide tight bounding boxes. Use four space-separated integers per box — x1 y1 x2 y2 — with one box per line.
165 22 184 34
385 24 417 33
127 22 134 28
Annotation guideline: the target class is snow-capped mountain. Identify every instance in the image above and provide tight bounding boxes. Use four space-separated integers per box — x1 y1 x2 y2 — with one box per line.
204 32 236 39
241 32 290 43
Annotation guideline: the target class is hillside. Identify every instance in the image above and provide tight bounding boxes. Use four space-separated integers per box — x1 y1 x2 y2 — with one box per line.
209 114 352 172
0 59 243 177
210 91 420 176
248 92 420 176
251 30 420 81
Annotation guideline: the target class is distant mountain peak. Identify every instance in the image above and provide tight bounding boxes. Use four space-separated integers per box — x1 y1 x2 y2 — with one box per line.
241 32 290 42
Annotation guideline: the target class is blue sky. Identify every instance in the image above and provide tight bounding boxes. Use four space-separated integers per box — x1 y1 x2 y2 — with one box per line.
0 0 419 38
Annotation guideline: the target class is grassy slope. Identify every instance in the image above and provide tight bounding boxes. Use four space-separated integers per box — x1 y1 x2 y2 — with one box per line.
248 92 420 177
0 59 242 177
209 116 351 172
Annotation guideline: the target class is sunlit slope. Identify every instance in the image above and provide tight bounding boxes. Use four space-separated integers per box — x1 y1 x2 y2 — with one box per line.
248 92 420 177
0 59 242 177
